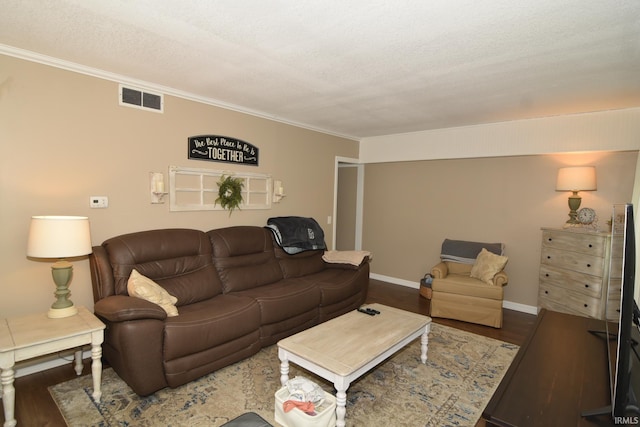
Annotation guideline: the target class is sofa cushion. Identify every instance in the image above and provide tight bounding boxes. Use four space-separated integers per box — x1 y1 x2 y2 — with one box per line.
231 279 321 325
208 226 284 292
103 228 223 305
273 245 325 278
127 269 179 316
163 294 261 361
297 268 365 307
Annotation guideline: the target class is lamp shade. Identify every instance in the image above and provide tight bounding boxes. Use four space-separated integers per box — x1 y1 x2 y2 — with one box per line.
556 166 597 192
27 216 92 258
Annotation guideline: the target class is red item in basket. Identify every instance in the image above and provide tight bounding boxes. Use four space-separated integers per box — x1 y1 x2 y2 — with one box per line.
283 400 316 415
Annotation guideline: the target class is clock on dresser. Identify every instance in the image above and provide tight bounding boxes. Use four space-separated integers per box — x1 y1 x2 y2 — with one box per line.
538 227 617 320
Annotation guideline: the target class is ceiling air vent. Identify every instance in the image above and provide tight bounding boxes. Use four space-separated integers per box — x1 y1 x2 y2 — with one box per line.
119 84 163 112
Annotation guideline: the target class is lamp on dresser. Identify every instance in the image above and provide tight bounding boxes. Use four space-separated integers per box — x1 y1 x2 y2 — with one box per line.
26 215 93 318
556 166 597 226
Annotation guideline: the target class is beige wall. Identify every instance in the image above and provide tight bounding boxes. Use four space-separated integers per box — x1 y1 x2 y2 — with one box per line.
0 55 359 317
362 152 637 309
2 53 639 319
360 107 640 163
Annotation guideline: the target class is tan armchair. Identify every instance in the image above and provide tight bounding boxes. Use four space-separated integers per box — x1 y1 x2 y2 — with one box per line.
427 240 508 328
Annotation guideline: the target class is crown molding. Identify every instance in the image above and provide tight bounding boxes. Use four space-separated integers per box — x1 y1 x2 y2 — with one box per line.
0 44 359 142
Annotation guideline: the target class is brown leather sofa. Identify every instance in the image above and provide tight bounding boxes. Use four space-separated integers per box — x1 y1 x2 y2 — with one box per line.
89 226 369 396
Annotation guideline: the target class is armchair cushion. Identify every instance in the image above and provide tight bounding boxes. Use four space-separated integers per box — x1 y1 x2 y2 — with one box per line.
431 275 504 300
431 260 508 287
445 261 473 275
431 261 473 277
470 248 509 285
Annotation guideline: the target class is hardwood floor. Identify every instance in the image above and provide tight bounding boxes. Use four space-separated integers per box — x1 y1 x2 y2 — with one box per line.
1 279 537 426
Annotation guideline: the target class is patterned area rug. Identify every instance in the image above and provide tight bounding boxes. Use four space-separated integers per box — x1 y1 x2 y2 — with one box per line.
50 323 518 427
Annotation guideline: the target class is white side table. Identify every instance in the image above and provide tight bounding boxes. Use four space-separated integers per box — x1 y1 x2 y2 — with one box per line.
0 306 105 427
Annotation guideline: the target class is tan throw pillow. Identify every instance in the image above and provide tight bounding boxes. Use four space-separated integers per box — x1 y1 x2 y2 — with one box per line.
470 248 508 285
127 269 179 316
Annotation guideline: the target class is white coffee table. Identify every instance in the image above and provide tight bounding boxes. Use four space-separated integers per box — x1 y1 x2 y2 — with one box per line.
277 303 431 427
0 306 105 427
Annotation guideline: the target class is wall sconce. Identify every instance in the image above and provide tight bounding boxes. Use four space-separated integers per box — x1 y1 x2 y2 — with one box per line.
150 172 167 204
556 166 597 226
27 216 93 318
273 180 286 203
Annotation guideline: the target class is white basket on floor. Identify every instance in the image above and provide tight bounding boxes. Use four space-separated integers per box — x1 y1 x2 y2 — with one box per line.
274 386 336 427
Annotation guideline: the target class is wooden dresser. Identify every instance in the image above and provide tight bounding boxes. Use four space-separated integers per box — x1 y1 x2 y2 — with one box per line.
538 227 612 320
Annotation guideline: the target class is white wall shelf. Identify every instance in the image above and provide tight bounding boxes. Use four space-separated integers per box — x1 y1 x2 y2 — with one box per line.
169 165 272 212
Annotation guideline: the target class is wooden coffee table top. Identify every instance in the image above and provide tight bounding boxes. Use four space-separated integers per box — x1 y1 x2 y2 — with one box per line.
277 303 431 376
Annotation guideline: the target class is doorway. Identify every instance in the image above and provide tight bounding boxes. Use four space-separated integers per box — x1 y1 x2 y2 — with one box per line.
333 157 364 251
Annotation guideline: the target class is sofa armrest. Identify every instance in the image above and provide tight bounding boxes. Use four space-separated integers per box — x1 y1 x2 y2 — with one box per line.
431 262 449 279
493 271 508 287
94 295 167 323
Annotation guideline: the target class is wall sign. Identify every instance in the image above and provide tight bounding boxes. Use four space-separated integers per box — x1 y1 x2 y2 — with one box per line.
188 135 259 166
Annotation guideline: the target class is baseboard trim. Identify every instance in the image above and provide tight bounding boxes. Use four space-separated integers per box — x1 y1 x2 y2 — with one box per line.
370 273 419 289
502 300 539 315
370 273 539 315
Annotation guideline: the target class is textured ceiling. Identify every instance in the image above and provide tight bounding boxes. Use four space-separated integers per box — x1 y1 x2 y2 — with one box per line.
2 0 640 139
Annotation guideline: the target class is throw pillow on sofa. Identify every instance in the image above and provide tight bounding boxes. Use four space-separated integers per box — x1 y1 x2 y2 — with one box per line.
127 269 179 316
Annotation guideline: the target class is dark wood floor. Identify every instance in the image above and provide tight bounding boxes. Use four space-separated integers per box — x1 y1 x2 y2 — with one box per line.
1 279 537 426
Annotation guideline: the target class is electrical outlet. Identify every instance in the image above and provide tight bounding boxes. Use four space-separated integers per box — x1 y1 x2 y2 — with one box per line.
90 196 108 208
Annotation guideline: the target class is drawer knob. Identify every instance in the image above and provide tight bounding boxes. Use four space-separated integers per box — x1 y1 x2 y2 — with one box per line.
584 304 588 308
545 290 549 294
545 273 550 277
548 238 553 242
586 263 591 268
588 244 593 248
584 284 589 288
547 256 551 259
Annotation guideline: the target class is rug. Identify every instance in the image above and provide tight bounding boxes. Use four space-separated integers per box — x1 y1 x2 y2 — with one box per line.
49 323 518 427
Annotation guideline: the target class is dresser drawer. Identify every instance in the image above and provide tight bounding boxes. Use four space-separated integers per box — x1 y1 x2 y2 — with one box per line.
538 282 602 318
541 229 607 256
540 247 605 277
539 265 603 298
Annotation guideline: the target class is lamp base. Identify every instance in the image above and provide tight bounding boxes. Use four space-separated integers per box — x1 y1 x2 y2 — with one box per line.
48 304 78 318
562 222 583 229
49 260 77 318
565 191 582 225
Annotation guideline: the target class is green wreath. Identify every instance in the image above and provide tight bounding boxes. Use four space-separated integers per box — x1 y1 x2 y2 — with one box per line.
215 175 244 215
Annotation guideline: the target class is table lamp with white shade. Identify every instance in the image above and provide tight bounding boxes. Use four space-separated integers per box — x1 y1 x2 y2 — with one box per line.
27 216 93 318
556 166 597 226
